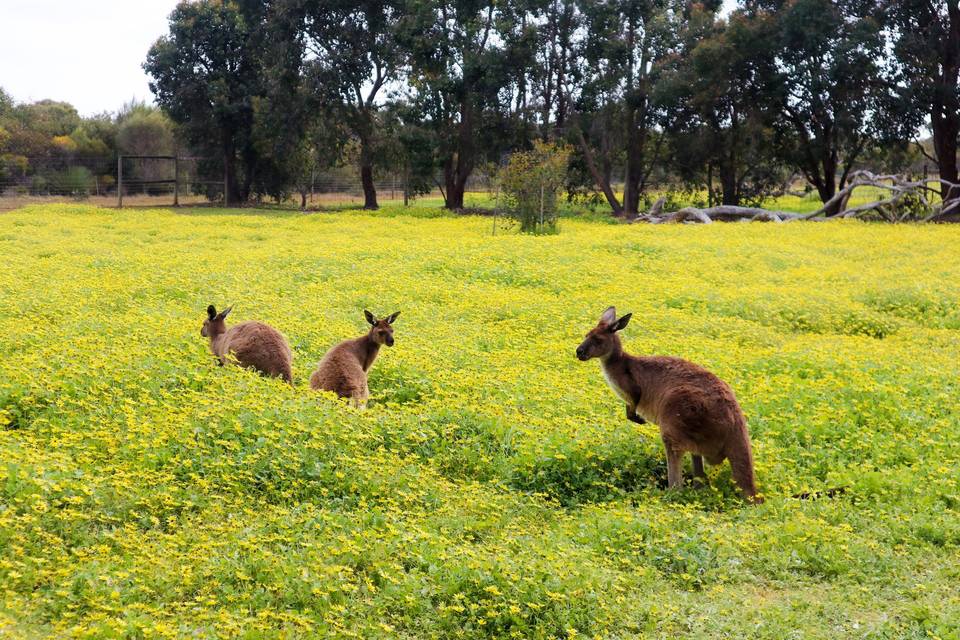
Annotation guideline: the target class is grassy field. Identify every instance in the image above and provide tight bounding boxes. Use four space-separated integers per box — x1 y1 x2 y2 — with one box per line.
1 203 959 639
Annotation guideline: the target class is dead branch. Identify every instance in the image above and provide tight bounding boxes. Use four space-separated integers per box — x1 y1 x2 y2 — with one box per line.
637 205 804 224
632 170 960 224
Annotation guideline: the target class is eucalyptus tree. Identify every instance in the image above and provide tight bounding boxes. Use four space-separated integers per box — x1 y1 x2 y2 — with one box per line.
658 5 784 206
294 0 407 209
887 1 960 199
145 0 272 204
399 0 534 209
742 0 899 213
572 0 678 216
532 0 581 140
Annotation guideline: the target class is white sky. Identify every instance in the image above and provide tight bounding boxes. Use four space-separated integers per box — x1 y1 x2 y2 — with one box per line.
0 0 178 116
0 0 740 117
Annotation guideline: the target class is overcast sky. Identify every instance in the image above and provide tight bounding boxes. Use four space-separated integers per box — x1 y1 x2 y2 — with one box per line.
1 0 739 117
1 0 178 115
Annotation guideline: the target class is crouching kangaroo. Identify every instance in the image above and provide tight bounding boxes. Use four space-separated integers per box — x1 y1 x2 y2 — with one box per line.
201 305 293 383
576 306 762 503
310 310 399 408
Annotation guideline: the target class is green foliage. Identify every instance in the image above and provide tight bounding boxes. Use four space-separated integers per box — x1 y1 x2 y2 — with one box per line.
116 101 174 156
145 1 272 204
498 141 571 234
48 166 94 198
657 6 786 206
741 0 900 208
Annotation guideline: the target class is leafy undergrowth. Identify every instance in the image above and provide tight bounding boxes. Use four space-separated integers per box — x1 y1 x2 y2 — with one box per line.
1 204 959 638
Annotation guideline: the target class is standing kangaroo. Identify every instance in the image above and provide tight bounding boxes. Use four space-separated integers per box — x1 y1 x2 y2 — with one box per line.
201 305 293 383
576 306 761 503
310 310 399 408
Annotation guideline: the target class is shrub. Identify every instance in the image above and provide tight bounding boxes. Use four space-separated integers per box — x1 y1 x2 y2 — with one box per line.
497 141 571 234
49 166 94 198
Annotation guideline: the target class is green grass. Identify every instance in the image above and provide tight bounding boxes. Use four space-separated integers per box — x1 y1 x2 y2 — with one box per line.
0 203 958 638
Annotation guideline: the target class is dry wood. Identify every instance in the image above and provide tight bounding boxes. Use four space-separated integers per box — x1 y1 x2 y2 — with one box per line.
633 170 960 224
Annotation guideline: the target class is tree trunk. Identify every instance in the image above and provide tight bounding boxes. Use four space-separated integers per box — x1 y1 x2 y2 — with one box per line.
223 135 239 206
445 174 466 209
622 18 641 217
815 179 840 215
360 163 378 210
813 150 840 215
719 164 739 206
575 126 623 216
623 113 643 215
443 99 476 210
706 162 714 206
933 113 960 200
934 2 960 201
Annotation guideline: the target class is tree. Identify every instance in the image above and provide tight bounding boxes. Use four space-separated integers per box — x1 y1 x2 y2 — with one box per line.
401 0 531 209
116 101 174 156
571 0 676 216
659 6 784 205
295 0 406 210
888 1 960 200
743 0 897 213
533 0 580 140
16 100 82 139
145 0 270 205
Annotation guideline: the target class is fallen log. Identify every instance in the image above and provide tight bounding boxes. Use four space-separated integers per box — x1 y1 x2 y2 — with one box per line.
638 205 804 224
632 170 960 224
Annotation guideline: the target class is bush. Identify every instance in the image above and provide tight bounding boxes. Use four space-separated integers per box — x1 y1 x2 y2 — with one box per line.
497 141 571 234
49 166 94 198
29 175 48 195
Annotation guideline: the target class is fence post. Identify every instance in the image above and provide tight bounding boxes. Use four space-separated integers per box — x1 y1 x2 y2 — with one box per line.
117 155 123 208
173 155 180 207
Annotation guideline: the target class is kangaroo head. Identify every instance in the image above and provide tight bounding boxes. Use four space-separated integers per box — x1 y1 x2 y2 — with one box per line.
201 304 232 338
364 310 400 347
576 306 632 361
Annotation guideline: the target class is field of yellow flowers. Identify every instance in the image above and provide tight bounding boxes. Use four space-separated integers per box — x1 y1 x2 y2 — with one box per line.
1 203 959 639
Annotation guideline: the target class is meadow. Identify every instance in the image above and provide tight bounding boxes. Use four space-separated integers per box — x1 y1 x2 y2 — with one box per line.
1 203 959 639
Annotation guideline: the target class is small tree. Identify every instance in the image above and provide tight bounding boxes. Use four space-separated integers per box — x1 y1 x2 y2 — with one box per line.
498 141 571 234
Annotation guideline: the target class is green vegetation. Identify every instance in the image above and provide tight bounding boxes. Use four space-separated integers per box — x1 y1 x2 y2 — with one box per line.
1 204 958 638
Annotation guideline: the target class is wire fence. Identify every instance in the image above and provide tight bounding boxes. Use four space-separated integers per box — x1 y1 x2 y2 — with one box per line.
0 155 502 212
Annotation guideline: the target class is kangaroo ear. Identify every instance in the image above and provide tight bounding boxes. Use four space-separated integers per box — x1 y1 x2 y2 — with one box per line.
364 309 377 325
207 305 217 320
599 306 617 326
385 311 400 324
609 313 632 333
217 305 233 320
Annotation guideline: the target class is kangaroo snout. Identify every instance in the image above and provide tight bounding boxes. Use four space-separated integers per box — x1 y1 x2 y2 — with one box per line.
385 335 395 347
576 346 588 361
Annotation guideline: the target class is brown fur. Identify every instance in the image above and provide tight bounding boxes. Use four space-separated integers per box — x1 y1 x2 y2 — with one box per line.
201 305 293 383
309 310 399 408
576 306 761 503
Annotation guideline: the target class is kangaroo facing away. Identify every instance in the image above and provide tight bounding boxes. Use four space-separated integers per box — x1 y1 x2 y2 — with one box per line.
310 310 399 408
576 306 761 503
201 305 293 383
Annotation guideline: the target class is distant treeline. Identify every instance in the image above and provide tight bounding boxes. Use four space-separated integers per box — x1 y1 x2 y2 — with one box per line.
5 1 955 214
0 95 179 197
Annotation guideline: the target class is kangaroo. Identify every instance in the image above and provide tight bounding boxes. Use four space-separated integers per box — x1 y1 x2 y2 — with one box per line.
201 305 293 383
309 310 399 408
576 306 761 503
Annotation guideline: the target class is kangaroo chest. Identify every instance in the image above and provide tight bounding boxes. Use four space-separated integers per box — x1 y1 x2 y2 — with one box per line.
601 364 632 405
